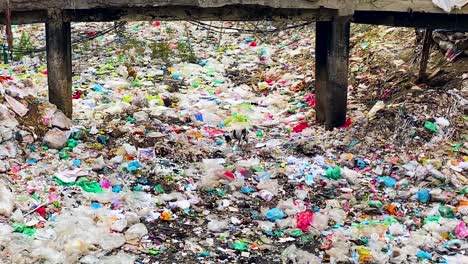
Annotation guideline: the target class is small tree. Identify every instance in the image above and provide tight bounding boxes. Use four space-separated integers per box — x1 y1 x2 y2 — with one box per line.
13 32 34 60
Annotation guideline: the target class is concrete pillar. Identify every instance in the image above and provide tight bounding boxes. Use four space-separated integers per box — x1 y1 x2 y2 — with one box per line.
46 10 72 117
315 17 350 129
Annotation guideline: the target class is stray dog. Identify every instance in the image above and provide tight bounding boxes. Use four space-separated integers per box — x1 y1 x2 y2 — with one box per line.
224 128 248 147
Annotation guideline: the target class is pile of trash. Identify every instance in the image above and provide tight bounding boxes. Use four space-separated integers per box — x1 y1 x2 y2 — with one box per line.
0 21 467 263
432 30 468 61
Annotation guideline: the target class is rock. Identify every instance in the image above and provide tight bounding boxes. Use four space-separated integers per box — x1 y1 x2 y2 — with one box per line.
51 111 73 129
124 223 148 242
43 128 68 149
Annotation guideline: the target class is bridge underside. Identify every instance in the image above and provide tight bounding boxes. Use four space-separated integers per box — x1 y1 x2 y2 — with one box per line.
2 5 468 30
1 1 467 129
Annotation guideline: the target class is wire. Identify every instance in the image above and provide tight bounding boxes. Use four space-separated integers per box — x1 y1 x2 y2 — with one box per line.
189 21 313 35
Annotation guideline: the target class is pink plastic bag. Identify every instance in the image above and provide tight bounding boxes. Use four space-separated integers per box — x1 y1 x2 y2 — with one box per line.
454 221 468 239
296 211 314 231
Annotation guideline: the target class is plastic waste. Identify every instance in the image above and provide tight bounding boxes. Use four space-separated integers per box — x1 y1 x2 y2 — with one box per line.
356 158 367 169
296 211 314 231
377 176 397 188
257 179 279 196
125 223 148 242
51 110 73 129
0 182 14 216
454 221 468 239
432 0 468 13
281 244 321 264
0 20 466 264
325 166 342 180
367 100 385 118
4 94 28 116
312 212 329 230
257 220 275 232
43 128 69 149
417 189 431 203
416 249 432 260
207 218 228 232
99 252 136 264
265 208 285 221
111 218 128 232
435 117 450 127
424 121 438 133
232 241 248 251
99 233 126 250
92 156 106 171
441 254 468 264
328 208 346 225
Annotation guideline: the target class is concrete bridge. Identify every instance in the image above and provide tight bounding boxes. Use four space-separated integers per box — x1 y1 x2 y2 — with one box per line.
1 1 468 129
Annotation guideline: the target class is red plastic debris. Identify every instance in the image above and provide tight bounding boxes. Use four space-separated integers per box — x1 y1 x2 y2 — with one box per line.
249 41 257 47
72 91 83 99
35 206 47 218
124 154 135 161
305 94 316 108
339 118 352 128
292 122 309 133
0 76 13 83
152 21 161 27
296 210 314 231
203 127 225 137
222 171 235 180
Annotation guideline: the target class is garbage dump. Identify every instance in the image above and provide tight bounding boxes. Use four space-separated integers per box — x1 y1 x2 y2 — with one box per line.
0 21 467 263
432 31 468 61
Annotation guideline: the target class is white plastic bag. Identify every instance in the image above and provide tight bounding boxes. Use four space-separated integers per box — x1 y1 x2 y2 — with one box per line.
0 182 14 216
432 0 468 12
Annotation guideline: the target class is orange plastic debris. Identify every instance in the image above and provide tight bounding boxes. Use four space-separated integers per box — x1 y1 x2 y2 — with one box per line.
386 204 398 216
